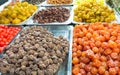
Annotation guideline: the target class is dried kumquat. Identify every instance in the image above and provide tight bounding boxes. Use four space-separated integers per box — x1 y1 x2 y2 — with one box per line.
72 23 120 75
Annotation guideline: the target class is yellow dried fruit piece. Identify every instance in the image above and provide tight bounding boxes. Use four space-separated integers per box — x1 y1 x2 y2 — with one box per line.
12 18 21 24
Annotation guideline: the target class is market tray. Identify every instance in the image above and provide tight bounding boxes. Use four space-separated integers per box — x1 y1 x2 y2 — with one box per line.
40 0 74 6
27 6 73 25
21 0 46 6
0 25 73 75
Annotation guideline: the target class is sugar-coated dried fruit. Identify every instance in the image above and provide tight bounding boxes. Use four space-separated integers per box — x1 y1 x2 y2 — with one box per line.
0 2 37 24
74 1 116 23
24 0 45 4
72 23 120 75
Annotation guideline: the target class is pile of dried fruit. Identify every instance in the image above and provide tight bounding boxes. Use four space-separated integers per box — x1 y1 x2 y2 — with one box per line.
24 0 45 5
0 2 37 24
74 1 116 23
72 23 120 75
0 26 20 53
33 7 70 23
47 0 73 4
0 26 69 75
74 0 104 5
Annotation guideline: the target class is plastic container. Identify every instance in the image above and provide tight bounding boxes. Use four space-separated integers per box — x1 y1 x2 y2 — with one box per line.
27 6 73 25
0 25 73 75
41 25 73 75
41 0 74 6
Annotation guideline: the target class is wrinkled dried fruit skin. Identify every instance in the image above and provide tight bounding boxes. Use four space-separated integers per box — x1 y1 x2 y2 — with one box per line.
0 26 69 75
33 7 70 23
74 1 116 23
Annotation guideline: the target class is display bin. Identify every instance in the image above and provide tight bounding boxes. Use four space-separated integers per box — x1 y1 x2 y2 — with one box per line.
0 25 73 75
27 6 73 25
40 0 74 7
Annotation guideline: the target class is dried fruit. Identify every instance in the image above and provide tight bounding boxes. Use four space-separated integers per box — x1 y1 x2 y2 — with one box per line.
74 1 116 23
72 23 120 75
0 26 69 75
33 7 70 23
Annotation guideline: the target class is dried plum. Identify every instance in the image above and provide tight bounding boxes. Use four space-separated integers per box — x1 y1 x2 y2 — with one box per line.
33 7 70 23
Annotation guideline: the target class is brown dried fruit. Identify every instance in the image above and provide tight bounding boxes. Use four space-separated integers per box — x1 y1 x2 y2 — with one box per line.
21 65 26 71
31 71 37 75
0 26 69 75
33 7 70 23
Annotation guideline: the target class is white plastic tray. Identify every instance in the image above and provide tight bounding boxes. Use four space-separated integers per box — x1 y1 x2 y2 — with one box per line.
72 2 119 24
41 0 74 6
27 6 73 25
